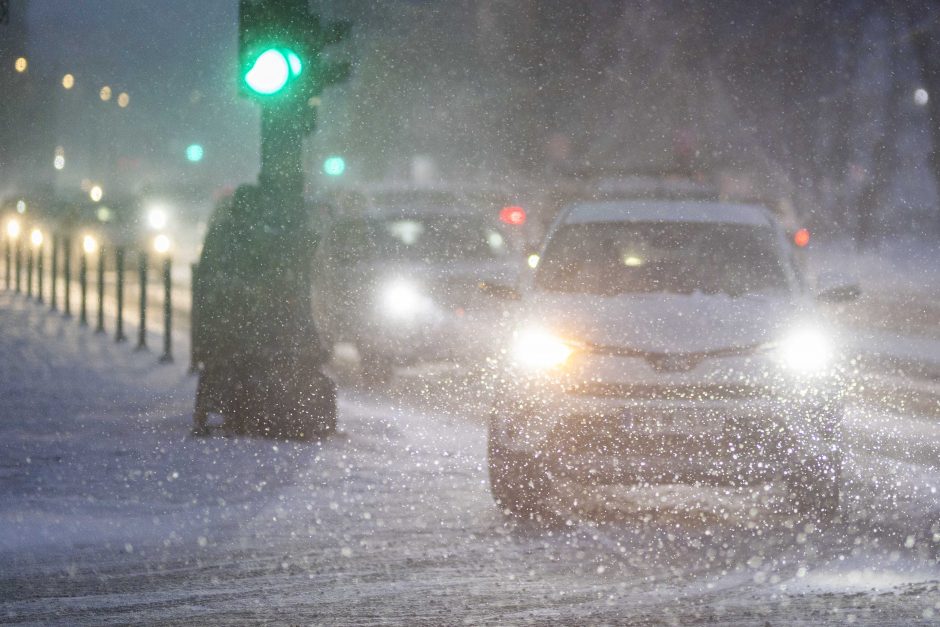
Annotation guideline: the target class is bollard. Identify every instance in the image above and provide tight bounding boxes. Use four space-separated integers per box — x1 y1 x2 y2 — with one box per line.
189 262 199 373
62 236 71 317
26 243 33 298
95 247 105 333
36 240 44 304
50 234 58 310
14 237 21 293
160 257 173 363
79 246 88 325
3 234 9 290
115 247 126 342
137 250 148 350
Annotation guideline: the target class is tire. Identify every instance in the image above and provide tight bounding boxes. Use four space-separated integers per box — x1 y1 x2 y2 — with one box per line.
487 424 558 523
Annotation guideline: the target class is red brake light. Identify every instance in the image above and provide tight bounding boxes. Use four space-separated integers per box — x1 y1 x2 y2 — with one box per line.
499 206 526 226
793 228 810 248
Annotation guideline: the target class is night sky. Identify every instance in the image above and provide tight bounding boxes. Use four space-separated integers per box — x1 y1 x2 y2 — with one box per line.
24 0 265 194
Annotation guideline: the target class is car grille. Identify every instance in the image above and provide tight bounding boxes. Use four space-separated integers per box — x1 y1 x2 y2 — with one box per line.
566 382 774 401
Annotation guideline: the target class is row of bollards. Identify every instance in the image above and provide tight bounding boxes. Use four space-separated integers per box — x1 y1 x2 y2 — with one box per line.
2 228 174 364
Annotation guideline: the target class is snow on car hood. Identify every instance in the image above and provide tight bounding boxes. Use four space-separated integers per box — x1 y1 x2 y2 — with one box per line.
524 290 800 354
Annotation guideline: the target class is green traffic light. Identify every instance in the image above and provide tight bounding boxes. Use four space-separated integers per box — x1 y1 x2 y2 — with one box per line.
323 156 346 176
244 48 301 95
287 51 302 77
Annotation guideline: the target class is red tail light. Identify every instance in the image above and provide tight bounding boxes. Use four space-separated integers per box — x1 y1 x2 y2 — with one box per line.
499 206 526 226
793 228 810 248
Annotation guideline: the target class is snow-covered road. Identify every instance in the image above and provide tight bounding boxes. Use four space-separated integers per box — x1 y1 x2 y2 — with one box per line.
1 292 938 625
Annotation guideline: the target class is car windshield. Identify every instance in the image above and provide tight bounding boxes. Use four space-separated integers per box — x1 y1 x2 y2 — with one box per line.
536 221 789 296
331 215 510 262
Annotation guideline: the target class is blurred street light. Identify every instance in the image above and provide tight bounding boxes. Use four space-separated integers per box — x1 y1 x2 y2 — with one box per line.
185 144 204 162
6 218 21 240
14 57 27 73
62 73 75 89
30 229 43 247
96 207 112 223
117 92 130 108
54 155 65 170
15 200 26 214
915 88 929 106
323 155 346 176
82 235 98 254
146 207 168 230
99 86 112 102
89 185 103 202
153 234 171 254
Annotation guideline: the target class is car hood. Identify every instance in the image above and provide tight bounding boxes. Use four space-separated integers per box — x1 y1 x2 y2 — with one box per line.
523 290 805 354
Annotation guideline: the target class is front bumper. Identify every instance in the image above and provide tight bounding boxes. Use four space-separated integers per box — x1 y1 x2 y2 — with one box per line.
491 378 842 487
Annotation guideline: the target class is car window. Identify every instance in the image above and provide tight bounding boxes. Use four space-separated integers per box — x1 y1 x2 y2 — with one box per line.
536 221 789 296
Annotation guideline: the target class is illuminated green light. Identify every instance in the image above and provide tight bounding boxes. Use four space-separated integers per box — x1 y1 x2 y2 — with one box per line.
185 143 204 162
245 49 290 95
287 51 302 77
323 156 346 176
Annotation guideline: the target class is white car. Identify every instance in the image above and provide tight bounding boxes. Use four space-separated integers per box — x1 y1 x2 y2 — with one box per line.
313 208 522 380
488 200 853 523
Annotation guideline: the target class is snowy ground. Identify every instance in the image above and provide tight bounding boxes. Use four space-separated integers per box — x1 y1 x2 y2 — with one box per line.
1 282 939 624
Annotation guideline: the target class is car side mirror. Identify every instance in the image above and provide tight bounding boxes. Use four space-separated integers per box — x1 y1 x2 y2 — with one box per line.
479 281 521 301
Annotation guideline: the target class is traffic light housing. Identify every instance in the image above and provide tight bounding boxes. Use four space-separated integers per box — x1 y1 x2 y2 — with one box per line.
239 0 351 122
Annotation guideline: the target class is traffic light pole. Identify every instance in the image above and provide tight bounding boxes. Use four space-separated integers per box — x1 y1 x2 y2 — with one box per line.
190 0 344 438
256 102 317 350
260 105 303 199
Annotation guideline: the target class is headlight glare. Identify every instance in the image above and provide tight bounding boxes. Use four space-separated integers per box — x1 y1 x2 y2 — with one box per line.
777 327 833 374
380 279 427 320
511 327 575 371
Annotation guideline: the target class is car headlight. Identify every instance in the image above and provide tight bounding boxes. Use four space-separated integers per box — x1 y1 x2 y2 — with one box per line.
379 278 428 320
146 207 169 230
776 327 834 375
511 327 576 371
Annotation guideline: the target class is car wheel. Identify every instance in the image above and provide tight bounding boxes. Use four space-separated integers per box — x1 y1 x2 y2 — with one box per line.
487 424 559 524
787 450 842 525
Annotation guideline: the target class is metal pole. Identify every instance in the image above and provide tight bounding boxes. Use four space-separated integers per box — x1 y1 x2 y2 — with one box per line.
50 234 58 310
4 234 10 290
95 247 105 333
137 250 148 350
26 242 33 298
62 236 71 316
115 247 126 342
160 257 173 363
189 262 198 373
36 240 43 303
14 237 21 293
79 248 88 325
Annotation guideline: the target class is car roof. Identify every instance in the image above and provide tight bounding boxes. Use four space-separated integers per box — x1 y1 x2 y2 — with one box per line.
561 200 775 227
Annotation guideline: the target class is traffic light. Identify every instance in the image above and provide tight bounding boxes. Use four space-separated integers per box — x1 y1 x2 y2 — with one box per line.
239 0 351 119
